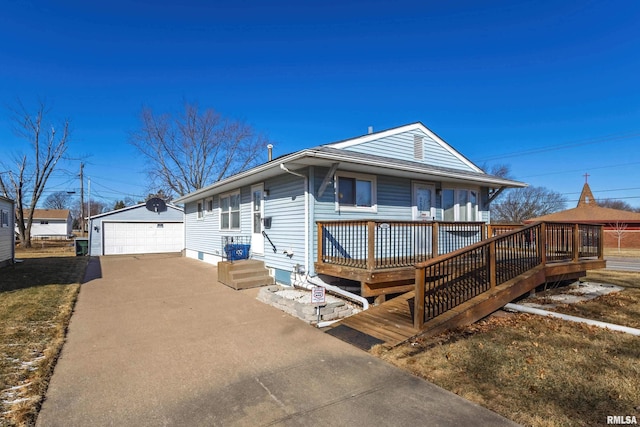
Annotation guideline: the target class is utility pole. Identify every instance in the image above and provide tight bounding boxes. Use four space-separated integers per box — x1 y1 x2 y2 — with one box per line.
80 162 84 236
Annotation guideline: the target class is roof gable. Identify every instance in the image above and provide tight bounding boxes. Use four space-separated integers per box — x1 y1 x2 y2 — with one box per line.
174 123 527 205
89 203 183 220
324 122 482 173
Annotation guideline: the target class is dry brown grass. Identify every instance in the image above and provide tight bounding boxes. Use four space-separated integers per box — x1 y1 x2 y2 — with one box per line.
373 270 640 427
1 242 87 426
604 248 640 258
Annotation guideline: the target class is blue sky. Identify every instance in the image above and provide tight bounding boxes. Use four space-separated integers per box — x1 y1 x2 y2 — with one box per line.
1 0 639 208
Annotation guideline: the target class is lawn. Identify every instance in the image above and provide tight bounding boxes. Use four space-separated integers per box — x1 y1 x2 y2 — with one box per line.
373 269 640 427
0 241 87 427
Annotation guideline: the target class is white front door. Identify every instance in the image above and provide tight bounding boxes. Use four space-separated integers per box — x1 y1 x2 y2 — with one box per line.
251 183 264 255
412 182 436 221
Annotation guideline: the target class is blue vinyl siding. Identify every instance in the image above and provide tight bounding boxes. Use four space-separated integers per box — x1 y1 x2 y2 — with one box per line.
341 129 476 172
184 188 257 259
261 172 306 275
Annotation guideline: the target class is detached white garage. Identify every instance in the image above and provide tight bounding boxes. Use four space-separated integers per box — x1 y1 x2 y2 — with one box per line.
88 201 184 256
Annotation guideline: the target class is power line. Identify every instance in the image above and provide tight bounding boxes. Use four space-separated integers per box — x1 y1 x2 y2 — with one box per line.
517 161 640 180
476 131 640 163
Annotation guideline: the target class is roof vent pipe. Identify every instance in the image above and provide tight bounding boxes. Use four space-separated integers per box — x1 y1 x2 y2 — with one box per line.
368 126 373 134
267 144 273 161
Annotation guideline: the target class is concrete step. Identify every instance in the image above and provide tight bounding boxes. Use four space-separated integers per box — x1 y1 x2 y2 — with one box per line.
225 259 266 270
230 269 272 280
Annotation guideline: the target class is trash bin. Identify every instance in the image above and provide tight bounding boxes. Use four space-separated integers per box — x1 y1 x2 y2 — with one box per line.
75 238 89 256
224 243 250 261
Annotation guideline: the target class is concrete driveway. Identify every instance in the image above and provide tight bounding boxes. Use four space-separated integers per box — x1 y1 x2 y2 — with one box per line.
37 254 517 426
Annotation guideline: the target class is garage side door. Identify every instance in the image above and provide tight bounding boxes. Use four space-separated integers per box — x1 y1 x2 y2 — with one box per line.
103 222 184 255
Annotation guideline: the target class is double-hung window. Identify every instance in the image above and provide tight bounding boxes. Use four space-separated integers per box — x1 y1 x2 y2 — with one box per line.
335 172 376 212
220 191 240 230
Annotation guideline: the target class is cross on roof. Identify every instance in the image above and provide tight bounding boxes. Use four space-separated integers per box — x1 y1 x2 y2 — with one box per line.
584 172 590 184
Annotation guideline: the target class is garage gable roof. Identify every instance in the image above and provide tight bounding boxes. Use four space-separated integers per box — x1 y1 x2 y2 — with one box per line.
89 203 183 220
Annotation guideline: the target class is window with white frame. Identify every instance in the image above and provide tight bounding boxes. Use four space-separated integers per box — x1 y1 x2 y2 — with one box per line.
335 172 376 211
1 209 8 227
206 197 214 214
220 191 240 229
442 188 478 221
197 201 204 219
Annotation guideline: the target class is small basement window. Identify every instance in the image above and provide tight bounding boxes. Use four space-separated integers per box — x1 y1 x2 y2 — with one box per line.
157 223 164 228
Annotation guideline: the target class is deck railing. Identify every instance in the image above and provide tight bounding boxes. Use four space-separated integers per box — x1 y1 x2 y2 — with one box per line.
317 220 486 271
413 222 604 328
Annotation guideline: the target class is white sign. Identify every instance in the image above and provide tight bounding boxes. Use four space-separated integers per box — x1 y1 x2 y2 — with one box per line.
311 286 326 304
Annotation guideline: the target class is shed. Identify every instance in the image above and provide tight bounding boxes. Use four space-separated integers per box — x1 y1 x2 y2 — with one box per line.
21 209 73 239
88 202 184 256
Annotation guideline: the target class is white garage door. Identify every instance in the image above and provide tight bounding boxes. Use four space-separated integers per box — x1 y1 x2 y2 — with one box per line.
103 222 184 255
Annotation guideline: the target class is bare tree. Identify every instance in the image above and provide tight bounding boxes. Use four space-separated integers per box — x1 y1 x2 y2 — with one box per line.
44 191 73 210
130 103 268 197
598 198 635 211
482 163 513 180
491 186 567 223
608 221 628 253
0 100 70 248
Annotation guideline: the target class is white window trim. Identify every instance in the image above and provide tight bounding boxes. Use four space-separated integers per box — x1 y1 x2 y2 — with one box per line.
219 190 241 231
334 171 377 213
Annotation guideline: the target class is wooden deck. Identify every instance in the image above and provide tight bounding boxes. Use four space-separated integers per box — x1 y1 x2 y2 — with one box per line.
321 221 606 349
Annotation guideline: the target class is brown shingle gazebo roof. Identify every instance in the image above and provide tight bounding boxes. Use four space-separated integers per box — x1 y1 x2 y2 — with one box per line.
526 183 640 224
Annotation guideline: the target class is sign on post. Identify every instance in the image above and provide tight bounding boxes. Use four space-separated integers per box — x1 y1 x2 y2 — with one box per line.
311 286 326 304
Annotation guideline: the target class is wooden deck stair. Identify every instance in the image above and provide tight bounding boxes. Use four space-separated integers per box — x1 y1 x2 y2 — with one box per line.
218 259 275 290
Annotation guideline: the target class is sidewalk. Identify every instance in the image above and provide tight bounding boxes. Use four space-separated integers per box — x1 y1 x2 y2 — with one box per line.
37 254 518 426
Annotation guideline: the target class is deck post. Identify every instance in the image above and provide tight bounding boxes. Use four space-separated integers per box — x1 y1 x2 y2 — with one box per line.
482 223 488 240
489 240 497 289
598 224 604 260
431 221 439 258
573 223 580 262
540 222 547 266
414 268 425 330
367 221 376 271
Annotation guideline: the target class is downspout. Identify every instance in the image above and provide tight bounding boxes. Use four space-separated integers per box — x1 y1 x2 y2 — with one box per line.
504 303 640 336
280 164 309 274
291 272 370 328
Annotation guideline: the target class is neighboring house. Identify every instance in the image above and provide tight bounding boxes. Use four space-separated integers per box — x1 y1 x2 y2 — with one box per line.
19 209 73 239
527 181 640 250
88 202 184 256
173 122 527 285
0 196 16 268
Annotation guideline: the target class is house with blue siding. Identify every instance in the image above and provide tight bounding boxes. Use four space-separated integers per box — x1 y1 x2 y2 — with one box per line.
0 196 15 268
173 122 526 290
